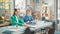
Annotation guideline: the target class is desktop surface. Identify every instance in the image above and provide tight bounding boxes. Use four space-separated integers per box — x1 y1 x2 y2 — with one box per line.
0 21 53 34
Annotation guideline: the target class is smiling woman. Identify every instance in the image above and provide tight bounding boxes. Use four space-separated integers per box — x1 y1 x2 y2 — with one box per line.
10 9 26 26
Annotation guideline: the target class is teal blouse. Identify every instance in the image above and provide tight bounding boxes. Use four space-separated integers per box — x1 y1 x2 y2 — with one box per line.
10 15 25 26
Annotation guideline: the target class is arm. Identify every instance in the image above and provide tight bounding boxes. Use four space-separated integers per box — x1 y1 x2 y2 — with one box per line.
18 17 25 26
10 16 17 25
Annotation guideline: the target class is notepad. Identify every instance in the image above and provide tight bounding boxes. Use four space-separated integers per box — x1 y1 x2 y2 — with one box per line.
2 30 13 34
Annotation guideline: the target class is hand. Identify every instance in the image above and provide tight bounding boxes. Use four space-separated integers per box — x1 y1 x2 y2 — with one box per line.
23 23 28 27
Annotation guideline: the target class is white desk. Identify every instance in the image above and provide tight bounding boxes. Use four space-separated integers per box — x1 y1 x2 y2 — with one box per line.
0 21 53 34
27 21 53 31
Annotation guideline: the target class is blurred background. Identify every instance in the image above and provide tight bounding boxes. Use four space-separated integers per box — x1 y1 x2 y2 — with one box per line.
0 0 60 33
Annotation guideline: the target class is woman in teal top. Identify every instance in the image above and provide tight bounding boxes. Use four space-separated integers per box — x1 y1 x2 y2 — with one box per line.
10 9 27 26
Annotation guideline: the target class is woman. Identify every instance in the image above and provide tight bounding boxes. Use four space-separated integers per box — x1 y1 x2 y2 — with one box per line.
32 12 55 34
10 9 27 26
23 9 33 22
32 12 40 21
31 12 41 24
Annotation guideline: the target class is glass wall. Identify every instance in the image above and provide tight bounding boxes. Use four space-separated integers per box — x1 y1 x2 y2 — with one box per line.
15 0 26 14
57 0 60 31
58 0 60 21
0 0 10 21
0 0 15 22
0 0 10 15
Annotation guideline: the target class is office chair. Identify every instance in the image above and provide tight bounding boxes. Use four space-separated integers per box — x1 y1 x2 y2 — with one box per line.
23 27 35 34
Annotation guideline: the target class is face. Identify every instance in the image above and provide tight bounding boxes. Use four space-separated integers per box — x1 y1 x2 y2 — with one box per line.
15 10 18 15
26 10 30 16
32 12 39 19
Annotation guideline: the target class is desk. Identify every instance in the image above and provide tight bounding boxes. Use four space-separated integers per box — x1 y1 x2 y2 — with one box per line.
0 22 10 27
28 21 52 31
0 21 53 34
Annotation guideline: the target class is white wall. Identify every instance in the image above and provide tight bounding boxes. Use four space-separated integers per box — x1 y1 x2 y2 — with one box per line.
15 0 26 14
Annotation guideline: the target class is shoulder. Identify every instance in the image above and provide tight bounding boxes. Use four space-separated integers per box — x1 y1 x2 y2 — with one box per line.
29 15 33 18
10 15 15 19
30 15 32 16
23 15 26 18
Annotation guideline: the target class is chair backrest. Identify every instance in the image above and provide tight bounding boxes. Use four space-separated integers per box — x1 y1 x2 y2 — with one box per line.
23 27 34 34
23 27 31 34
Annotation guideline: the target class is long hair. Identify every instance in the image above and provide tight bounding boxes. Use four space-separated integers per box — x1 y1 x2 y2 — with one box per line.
13 9 17 16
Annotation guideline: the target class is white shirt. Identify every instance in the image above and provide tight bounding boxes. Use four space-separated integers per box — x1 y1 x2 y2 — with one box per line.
15 16 19 23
